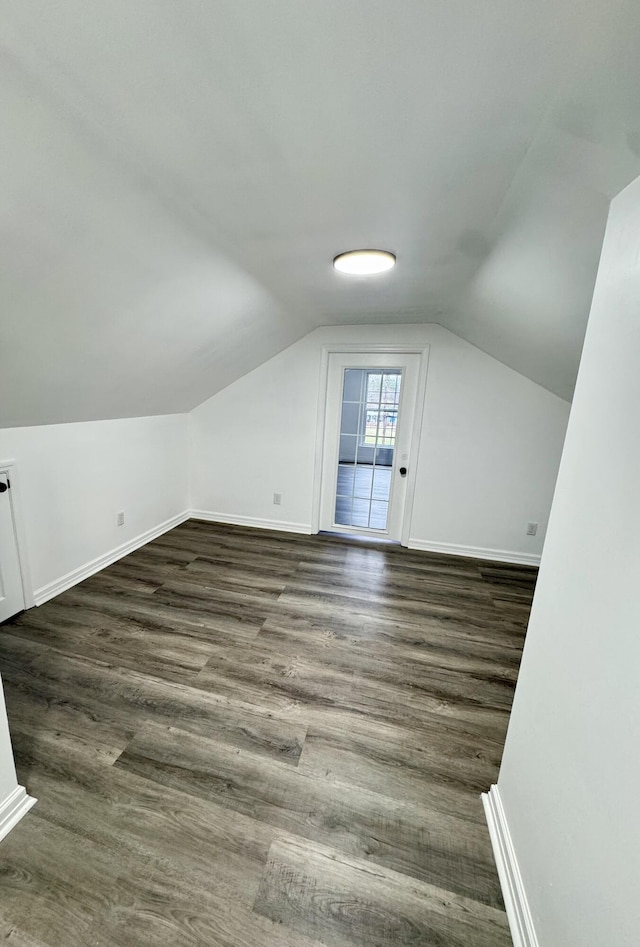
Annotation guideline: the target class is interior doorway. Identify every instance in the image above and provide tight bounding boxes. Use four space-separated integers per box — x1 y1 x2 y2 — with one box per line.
0 470 26 624
319 352 422 543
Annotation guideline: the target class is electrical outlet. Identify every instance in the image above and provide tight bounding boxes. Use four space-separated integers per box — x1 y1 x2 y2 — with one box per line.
116 511 125 527
273 492 282 506
526 521 538 536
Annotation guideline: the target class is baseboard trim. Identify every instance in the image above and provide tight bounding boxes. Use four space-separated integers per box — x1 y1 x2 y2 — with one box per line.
31 513 536 606
407 538 540 567
0 785 37 843
33 510 191 606
189 510 313 535
482 785 539 947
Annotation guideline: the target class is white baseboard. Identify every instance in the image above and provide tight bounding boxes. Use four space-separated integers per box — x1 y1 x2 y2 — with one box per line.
189 510 313 535
408 538 540 567
0 785 37 843
30 512 535 608
33 510 191 606
482 785 539 947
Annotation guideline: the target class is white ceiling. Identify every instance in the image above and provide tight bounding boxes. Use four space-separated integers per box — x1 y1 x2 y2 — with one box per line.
2 0 640 426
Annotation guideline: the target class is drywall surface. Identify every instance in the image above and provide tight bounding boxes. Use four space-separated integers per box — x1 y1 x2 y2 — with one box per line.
189 324 569 560
0 414 188 596
497 178 640 944
0 681 18 802
2 1 636 428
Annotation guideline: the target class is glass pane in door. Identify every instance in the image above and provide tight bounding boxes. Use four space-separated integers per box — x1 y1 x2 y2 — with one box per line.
334 369 402 530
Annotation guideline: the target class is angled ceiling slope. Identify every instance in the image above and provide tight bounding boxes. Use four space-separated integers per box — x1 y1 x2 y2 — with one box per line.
2 0 640 427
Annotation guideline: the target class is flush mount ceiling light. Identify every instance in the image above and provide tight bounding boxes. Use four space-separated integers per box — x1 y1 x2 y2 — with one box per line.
333 249 396 276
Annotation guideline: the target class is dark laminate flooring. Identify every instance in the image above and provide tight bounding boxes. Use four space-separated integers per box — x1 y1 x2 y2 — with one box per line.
0 520 536 946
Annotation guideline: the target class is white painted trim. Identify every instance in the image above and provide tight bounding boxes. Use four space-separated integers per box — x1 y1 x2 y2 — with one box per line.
28 508 537 609
0 785 37 843
482 785 539 947
190 510 312 535
312 343 426 533
310 344 331 535
311 342 430 543
400 346 430 547
33 510 191 606
408 537 540 566
0 459 34 609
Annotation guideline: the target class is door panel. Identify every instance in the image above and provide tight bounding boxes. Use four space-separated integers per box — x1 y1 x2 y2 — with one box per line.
334 368 401 531
0 474 25 623
320 353 420 543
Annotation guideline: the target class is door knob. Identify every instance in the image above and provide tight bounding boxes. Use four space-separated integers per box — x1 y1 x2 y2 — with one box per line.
399 466 407 477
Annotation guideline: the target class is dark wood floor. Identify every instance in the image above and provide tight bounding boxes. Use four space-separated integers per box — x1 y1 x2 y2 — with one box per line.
0 520 536 946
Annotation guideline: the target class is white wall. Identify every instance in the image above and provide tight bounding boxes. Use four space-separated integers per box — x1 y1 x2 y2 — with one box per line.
189 324 569 562
496 178 640 945
0 414 188 600
0 681 18 802
0 675 34 841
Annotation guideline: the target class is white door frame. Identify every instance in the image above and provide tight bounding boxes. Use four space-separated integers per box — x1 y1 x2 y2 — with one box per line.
0 460 34 611
311 343 430 546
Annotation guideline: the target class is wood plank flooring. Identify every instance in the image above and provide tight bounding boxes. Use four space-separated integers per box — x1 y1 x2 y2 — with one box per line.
0 520 536 946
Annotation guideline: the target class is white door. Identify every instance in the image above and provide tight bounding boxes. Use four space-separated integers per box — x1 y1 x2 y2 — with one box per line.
319 353 421 543
0 473 25 623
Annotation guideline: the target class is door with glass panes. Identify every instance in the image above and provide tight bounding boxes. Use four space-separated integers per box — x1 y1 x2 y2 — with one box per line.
319 353 420 542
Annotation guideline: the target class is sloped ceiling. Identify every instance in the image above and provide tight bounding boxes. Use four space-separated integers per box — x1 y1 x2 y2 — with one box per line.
2 0 640 426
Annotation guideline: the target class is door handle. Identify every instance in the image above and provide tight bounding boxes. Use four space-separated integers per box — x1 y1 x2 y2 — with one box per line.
0 481 8 493
399 466 407 477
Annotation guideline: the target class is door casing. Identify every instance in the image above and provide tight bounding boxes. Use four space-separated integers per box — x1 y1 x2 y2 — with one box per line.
311 344 430 546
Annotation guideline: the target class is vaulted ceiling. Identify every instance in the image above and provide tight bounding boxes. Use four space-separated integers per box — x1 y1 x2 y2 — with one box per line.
2 0 640 426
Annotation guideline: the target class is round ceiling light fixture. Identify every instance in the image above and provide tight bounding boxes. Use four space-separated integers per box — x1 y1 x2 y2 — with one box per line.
333 249 396 276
